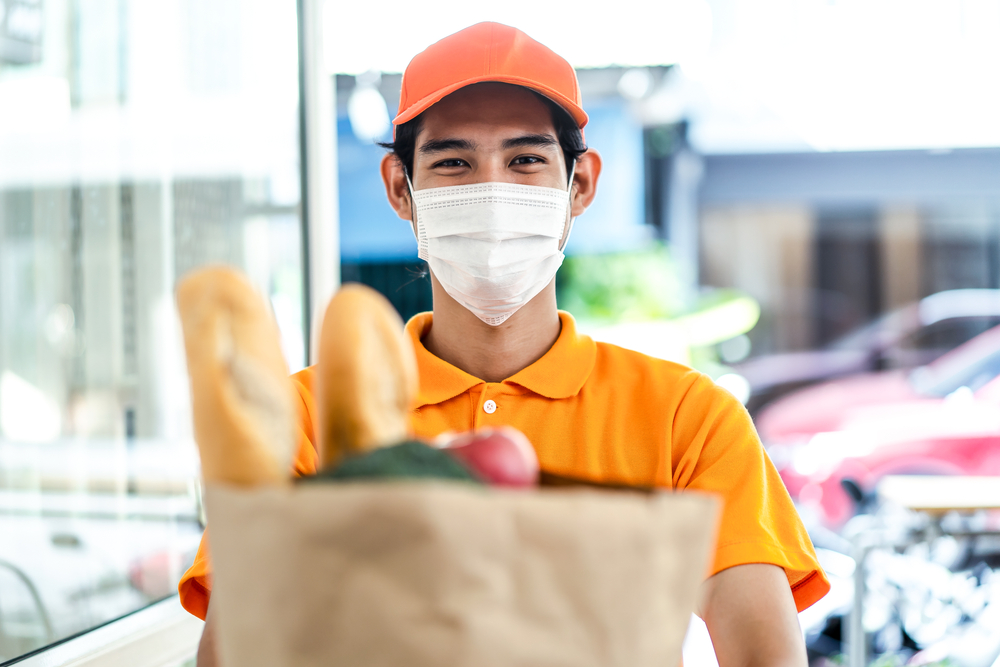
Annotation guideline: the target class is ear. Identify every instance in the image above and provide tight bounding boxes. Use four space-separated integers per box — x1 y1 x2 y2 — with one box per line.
569 149 602 218
380 153 414 225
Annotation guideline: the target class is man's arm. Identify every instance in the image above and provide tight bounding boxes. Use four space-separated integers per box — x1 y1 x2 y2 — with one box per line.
197 606 218 667
698 563 807 667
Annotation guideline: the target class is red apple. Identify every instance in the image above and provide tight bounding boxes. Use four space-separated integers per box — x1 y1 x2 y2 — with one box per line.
440 427 539 488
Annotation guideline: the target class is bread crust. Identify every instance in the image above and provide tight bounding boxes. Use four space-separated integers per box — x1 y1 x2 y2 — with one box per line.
315 284 418 469
176 267 295 486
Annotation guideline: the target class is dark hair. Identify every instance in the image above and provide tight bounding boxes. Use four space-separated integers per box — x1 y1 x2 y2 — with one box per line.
377 87 587 183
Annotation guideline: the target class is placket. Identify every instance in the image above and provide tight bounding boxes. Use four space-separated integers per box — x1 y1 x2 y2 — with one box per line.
471 382 503 429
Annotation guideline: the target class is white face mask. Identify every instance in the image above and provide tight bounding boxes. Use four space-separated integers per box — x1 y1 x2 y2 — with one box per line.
407 172 575 326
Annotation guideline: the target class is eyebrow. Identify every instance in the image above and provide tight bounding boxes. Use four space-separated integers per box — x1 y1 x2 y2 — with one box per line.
417 133 559 155
502 134 558 150
418 138 477 155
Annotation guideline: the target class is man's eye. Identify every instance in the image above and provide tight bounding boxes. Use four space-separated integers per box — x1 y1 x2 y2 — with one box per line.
434 159 467 168
511 156 544 166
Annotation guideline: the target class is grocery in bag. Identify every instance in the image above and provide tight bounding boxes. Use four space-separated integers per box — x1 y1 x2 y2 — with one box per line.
176 267 719 667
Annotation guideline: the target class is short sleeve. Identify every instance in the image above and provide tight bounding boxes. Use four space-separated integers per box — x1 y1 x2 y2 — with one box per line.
178 537 212 620
177 368 319 619
670 373 830 612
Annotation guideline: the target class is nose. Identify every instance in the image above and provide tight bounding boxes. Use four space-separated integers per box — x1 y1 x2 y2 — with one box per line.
476 156 508 183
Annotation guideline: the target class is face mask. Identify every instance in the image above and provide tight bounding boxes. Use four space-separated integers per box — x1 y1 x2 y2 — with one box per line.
407 171 575 326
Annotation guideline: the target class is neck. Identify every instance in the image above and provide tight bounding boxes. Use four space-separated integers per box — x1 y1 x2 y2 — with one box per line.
422 275 561 383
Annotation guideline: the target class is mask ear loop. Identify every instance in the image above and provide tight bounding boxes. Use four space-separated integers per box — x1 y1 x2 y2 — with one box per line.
558 161 578 252
405 175 430 260
405 174 416 221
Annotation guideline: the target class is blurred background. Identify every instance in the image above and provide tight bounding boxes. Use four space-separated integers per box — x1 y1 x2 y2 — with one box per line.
4 0 1000 665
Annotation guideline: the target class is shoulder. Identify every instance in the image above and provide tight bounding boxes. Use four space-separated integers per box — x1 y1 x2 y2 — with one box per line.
592 340 693 377
590 341 719 401
591 341 751 435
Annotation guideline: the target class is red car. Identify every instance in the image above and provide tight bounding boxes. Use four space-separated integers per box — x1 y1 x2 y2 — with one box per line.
757 325 1000 528
737 289 1000 414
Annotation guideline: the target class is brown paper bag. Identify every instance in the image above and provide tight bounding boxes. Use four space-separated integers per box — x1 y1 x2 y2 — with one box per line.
206 482 719 667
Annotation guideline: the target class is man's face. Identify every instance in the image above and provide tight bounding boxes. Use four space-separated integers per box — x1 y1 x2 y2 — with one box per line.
411 82 568 192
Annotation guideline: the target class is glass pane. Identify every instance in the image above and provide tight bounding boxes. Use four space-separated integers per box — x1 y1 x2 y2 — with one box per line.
0 0 303 660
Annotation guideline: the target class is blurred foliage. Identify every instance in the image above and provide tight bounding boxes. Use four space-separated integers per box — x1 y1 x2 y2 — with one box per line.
644 123 687 159
556 244 761 378
556 244 684 323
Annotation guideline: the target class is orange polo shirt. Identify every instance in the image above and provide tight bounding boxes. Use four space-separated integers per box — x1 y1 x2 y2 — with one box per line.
179 310 829 620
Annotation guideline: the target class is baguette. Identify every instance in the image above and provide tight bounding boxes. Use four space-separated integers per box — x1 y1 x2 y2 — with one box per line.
315 284 418 470
176 267 295 486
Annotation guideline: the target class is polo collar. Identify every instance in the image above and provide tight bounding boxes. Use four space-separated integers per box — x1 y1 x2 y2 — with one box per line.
406 311 597 407
407 312 482 407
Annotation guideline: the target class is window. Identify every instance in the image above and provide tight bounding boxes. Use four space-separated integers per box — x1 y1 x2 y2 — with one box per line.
0 0 303 660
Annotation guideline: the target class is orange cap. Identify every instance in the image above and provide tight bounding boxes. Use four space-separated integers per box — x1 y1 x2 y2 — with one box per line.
394 22 588 135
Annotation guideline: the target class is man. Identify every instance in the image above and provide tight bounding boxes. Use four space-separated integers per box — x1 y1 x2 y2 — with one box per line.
182 22 829 666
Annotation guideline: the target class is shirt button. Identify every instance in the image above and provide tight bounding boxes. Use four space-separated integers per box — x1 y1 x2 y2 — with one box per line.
483 399 497 414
